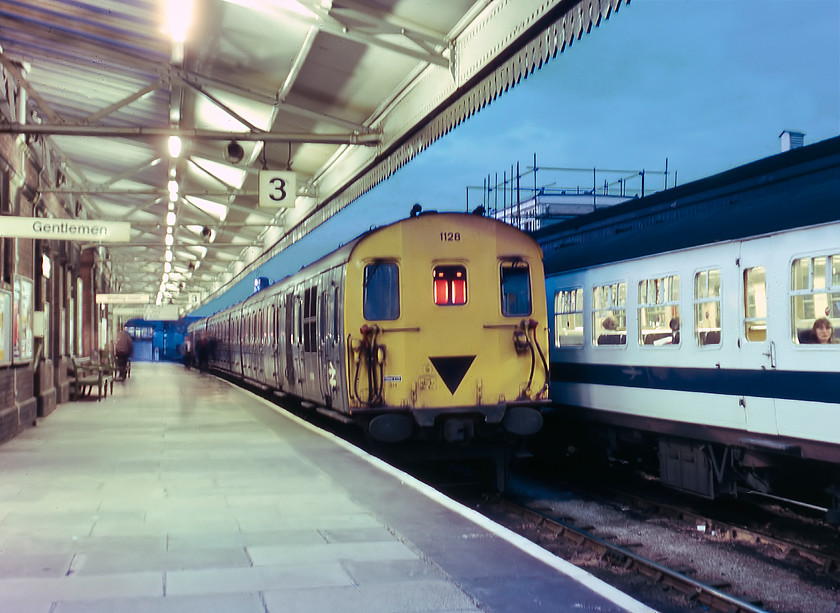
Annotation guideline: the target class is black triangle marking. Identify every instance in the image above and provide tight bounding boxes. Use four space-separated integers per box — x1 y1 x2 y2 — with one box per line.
429 356 476 395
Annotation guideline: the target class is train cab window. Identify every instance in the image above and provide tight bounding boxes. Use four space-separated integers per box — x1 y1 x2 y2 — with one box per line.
694 269 722 346
364 261 400 320
433 265 467 305
592 282 626 346
743 266 767 342
791 253 840 345
554 288 584 348
638 275 680 346
500 260 531 316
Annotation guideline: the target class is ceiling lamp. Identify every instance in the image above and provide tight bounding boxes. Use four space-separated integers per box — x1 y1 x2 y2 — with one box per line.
166 0 193 44
168 135 182 158
168 180 179 202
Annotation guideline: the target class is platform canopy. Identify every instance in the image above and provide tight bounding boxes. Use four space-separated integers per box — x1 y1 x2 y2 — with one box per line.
0 0 626 312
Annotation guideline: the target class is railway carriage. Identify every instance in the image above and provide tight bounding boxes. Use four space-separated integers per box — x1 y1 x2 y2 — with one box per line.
189 211 549 484
536 136 840 521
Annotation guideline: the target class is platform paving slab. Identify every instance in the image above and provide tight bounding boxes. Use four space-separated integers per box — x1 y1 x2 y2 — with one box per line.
0 363 651 613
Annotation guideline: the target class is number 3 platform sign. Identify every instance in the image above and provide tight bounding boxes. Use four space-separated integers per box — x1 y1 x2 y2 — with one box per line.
259 170 297 208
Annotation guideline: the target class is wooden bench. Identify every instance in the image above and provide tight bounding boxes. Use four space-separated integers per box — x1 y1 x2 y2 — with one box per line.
69 356 113 401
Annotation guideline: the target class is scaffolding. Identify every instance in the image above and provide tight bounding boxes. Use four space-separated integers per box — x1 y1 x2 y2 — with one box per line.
466 154 673 232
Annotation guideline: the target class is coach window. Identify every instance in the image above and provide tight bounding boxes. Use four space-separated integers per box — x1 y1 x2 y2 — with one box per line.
791 253 840 345
364 261 400 320
694 269 722 346
638 275 680 346
743 266 767 342
434 265 467 305
592 282 626 346
554 288 584 347
500 260 531 316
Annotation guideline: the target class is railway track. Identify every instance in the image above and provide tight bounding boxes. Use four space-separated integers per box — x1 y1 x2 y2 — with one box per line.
606 488 840 576
485 496 769 613
455 468 840 613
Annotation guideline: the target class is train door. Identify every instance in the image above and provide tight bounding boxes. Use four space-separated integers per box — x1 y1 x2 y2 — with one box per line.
737 242 778 435
319 274 341 407
268 302 280 388
293 286 305 390
300 283 318 398
257 303 267 383
284 291 295 387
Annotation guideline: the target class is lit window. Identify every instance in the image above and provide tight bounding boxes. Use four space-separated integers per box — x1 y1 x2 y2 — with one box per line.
433 266 467 305
744 267 767 342
592 282 626 346
637 274 680 347
695 269 721 346
791 253 840 345
554 288 584 348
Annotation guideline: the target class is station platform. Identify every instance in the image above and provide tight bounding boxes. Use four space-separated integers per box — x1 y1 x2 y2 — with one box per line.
0 363 654 613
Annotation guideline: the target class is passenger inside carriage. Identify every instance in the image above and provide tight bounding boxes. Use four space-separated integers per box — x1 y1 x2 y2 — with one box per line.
805 317 838 344
597 315 626 345
668 316 680 344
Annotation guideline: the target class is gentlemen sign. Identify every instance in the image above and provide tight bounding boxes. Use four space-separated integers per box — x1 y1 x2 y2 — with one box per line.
0 216 131 243
259 170 296 208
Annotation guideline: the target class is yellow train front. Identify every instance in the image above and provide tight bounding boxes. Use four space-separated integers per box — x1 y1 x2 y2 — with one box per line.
341 211 549 446
193 211 549 485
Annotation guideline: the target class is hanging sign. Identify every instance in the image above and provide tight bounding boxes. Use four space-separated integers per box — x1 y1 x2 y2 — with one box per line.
96 294 150 304
259 170 296 208
0 216 131 242
144 305 180 321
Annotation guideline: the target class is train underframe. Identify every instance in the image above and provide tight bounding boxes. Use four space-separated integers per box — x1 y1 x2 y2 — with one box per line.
226 365 546 492
353 402 547 492
540 408 840 525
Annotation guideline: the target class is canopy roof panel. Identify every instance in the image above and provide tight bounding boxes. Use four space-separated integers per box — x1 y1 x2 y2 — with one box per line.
0 0 626 312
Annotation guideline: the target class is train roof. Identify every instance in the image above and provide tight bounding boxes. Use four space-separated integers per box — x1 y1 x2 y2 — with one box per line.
204 211 531 319
534 135 840 274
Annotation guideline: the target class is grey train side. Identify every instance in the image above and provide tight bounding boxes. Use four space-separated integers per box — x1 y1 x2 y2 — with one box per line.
194 244 353 412
534 137 840 521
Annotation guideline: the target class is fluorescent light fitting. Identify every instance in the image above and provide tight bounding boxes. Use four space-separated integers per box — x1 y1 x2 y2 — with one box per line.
166 0 194 44
168 135 182 158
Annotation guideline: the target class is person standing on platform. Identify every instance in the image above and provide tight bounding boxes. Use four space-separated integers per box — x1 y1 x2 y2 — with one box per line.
115 327 134 380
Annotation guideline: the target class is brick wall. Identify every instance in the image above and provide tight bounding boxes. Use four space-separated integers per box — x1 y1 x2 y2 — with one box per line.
0 369 18 443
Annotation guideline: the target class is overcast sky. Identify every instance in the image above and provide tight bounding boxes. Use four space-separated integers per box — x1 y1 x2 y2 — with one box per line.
195 0 840 315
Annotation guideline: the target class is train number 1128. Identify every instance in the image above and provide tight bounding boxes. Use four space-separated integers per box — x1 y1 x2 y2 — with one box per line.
440 232 461 242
